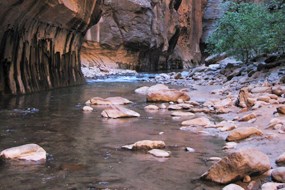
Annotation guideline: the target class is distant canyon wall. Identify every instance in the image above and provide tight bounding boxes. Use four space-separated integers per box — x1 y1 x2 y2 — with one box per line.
82 0 207 71
0 0 101 95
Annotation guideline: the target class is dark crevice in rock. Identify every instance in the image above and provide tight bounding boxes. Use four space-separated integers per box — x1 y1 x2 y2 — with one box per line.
169 0 182 11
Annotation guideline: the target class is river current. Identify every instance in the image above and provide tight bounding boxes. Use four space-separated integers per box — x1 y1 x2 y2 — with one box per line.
0 78 225 190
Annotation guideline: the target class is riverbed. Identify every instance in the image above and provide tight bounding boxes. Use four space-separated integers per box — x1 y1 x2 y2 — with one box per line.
0 80 226 189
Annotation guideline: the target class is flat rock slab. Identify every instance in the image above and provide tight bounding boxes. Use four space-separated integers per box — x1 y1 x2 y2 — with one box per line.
226 127 263 142
101 106 140 119
147 89 190 102
144 105 159 110
238 113 257 122
148 149 170 158
122 140 166 150
201 148 270 184
181 117 211 127
272 167 285 183
90 97 132 105
171 111 195 117
0 144 46 162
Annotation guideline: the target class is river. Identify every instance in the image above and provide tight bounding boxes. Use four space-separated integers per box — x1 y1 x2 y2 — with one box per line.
0 78 225 189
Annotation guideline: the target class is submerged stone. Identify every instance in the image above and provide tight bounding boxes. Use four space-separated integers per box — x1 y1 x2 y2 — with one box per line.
148 149 170 158
101 106 140 119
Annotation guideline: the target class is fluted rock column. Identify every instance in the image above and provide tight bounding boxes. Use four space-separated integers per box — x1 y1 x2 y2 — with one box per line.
0 0 102 95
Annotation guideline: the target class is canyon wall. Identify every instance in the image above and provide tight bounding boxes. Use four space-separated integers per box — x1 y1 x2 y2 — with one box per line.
82 0 207 71
0 0 101 95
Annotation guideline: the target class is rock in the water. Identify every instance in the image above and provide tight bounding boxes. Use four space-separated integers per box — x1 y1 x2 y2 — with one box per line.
185 147 195 152
82 106 93 111
216 121 237 132
0 144 46 162
171 111 195 117
135 86 149 95
90 97 132 105
144 105 159 110
201 148 271 184
223 142 238 150
226 127 263 141
261 182 285 190
222 184 244 190
276 153 285 165
267 118 284 129
101 106 140 119
272 85 285 96
238 113 257 122
181 117 211 127
250 87 272 94
147 84 169 93
148 149 170 158
122 140 166 150
277 106 285 114
272 167 285 183
147 87 190 102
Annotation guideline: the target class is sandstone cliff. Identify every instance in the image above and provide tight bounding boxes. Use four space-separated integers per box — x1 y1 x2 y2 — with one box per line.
0 0 101 95
82 0 206 72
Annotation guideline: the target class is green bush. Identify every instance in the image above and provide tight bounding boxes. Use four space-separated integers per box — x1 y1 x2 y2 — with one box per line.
206 2 285 63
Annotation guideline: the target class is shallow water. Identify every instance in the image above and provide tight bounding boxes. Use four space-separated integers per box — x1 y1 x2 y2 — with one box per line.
0 81 225 190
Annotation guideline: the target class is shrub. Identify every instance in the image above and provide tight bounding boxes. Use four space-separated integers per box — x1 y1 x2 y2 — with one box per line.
206 2 285 63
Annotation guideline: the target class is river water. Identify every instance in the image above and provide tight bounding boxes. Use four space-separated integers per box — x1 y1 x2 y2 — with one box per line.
0 79 225 190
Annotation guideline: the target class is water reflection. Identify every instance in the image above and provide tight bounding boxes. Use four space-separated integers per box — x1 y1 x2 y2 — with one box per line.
0 82 225 190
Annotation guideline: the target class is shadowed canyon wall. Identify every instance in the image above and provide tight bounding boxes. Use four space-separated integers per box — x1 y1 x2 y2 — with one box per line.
82 0 207 71
0 0 101 95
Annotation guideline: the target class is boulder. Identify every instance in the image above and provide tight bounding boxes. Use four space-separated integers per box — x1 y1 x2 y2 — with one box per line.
267 118 284 129
238 113 257 122
272 167 285 183
82 106 93 111
135 86 150 95
276 153 285 165
277 106 285 114
0 144 46 162
223 142 238 150
261 182 285 190
272 86 285 96
222 184 244 190
90 97 132 105
147 89 190 102
122 140 166 150
181 117 211 127
101 106 140 119
201 148 271 184
147 84 169 93
226 127 263 141
216 121 237 132
144 105 159 110
148 149 170 158
171 111 195 117
235 88 254 108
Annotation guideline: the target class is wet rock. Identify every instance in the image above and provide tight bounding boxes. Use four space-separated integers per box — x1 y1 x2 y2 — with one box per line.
90 97 132 105
243 175 251 183
101 106 140 119
171 111 195 117
82 106 93 111
148 149 170 158
272 167 285 183
250 87 272 94
223 142 238 150
135 86 149 95
222 184 244 190
85 100 91 105
147 84 169 93
201 148 270 184
147 89 190 103
159 103 167 109
257 96 271 103
185 147 195 153
122 140 166 150
226 127 263 142
144 105 159 110
168 104 183 110
238 113 257 122
208 157 222 162
0 144 46 162
276 153 285 165
181 117 211 127
216 121 237 132
261 182 285 190
236 88 254 108
277 106 285 114
267 118 284 129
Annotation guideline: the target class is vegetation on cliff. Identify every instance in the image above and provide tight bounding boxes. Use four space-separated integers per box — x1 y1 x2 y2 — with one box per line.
206 1 285 62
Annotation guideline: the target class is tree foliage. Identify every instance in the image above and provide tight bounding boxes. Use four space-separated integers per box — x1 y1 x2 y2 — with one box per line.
206 2 285 62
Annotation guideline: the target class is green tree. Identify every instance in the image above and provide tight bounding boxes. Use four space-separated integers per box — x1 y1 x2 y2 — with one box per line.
206 2 285 63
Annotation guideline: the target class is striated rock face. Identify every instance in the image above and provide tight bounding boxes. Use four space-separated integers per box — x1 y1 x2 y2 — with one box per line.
82 0 206 72
0 0 102 95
